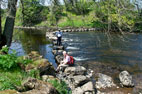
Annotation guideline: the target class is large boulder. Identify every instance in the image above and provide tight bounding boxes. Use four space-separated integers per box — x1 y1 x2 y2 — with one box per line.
72 87 84 94
65 75 89 88
81 81 94 94
25 59 56 76
95 73 116 89
64 66 87 76
119 71 134 87
72 82 95 94
22 78 58 94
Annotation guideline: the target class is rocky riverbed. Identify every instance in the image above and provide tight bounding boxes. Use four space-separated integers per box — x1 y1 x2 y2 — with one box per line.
46 31 139 94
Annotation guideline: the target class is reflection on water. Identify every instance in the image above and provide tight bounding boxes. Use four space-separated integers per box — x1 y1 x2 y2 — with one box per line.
10 29 57 68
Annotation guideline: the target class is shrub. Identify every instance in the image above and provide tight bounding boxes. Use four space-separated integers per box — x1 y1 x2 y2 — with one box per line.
0 46 32 71
48 79 71 94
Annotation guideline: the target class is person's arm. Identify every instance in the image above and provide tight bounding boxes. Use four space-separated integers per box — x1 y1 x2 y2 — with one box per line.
56 31 58 36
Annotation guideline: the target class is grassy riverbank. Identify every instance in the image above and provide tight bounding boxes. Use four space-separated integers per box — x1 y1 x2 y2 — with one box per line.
0 46 69 94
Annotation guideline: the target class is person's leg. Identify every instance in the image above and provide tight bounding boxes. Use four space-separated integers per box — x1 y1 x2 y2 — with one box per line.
60 37 62 46
57 37 59 46
59 37 61 46
56 64 68 72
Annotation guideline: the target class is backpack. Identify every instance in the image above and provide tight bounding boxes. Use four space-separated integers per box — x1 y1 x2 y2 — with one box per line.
67 56 74 66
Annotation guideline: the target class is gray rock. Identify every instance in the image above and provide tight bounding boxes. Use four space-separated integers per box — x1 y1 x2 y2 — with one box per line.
52 50 63 56
72 87 84 94
81 81 94 93
64 66 87 76
72 81 95 94
96 73 116 89
119 71 134 87
66 75 89 88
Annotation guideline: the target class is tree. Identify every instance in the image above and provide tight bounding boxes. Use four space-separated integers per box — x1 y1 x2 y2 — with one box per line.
20 0 47 26
0 0 18 48
63 0 93 15
92 0 136 32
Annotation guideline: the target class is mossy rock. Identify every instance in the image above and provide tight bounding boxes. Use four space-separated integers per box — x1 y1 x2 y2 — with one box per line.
26 51 42 61
21 78 59 94
25 59 56 76
0 90 20 94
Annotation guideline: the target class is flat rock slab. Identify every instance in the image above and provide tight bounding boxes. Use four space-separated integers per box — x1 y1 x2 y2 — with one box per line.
64 66 87 76
72 87 84 94
67 75 90 87
81 81 94 93
53 46 64 50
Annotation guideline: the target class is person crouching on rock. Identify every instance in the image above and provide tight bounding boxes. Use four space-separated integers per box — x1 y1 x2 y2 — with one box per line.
56 51 74 72
56 29 62 46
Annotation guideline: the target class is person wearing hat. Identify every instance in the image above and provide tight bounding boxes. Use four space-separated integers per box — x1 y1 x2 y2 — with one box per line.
56 29 62 46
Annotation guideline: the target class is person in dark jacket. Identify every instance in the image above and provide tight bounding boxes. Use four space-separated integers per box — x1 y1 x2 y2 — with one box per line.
56 29 62 46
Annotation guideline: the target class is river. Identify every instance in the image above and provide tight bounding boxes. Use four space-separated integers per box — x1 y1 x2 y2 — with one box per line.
10 29 142 93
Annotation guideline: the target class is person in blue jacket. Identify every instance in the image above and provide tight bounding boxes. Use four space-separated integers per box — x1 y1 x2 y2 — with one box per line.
56 29 62 46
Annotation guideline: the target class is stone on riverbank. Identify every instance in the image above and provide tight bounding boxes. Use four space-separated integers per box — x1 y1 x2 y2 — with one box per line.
95 73 116 89
26 51 42 61
72 81 95 94
64 65 87 76
42 75 59 82
65 75 90 88
25 59 56 76
81 81 94 93
53 46 64 50
119 71 134 87
52 50 64 56
22 77 58 94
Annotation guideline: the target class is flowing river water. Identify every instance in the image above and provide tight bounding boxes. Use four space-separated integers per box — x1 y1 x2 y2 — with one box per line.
10 29 142 93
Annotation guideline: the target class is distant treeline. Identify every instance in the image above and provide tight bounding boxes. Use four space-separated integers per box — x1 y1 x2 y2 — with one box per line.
1 0 142 32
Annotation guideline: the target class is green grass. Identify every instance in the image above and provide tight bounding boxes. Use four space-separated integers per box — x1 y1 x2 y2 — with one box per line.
0 68 25 90
0 66 40 91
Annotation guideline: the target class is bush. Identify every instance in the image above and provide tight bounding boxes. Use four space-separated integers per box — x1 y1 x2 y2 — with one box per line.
48 79 71 94
0 46 19 70
0 46 32 71
0 46 39 91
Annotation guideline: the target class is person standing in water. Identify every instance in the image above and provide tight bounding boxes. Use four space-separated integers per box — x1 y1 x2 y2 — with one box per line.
56 29 62 46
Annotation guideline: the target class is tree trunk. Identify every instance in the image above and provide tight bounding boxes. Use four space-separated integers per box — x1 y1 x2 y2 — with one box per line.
3 0 18 47
0 1 2 37
0 1 2 48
